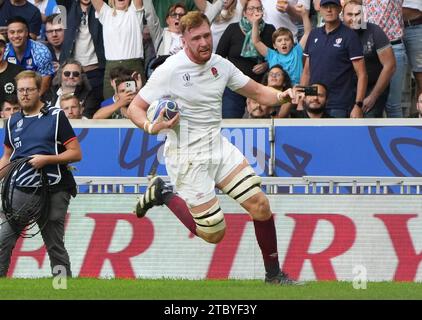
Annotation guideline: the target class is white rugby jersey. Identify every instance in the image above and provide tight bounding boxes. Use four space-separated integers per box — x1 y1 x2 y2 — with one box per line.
139 50 250 156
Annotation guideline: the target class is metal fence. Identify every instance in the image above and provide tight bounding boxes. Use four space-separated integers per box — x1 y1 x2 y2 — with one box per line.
75 176 422 195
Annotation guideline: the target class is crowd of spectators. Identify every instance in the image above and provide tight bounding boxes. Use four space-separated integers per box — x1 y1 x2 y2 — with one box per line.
0 0 420 120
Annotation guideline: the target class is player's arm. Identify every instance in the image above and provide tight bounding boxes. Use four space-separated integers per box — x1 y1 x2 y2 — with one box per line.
0 145 12 180
236 79 294 107
127 95 179 135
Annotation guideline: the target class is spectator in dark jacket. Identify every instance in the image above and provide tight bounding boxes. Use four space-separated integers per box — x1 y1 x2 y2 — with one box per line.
44 59 98 117
60 0 105 117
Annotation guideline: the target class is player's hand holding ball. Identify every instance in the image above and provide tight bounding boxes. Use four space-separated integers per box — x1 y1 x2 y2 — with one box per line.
144 98 180 135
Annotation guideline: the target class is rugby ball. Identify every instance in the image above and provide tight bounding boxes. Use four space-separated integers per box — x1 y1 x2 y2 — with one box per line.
147 98 179 122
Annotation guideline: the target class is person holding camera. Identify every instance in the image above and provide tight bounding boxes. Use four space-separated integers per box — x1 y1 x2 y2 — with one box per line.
93 75 137 119
290 83 332 118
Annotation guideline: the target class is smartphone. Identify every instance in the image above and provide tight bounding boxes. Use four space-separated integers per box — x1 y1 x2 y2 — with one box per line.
125 81 137 93
297 86 318 96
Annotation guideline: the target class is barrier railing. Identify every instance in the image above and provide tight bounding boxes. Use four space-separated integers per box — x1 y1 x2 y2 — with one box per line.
75 176 422 195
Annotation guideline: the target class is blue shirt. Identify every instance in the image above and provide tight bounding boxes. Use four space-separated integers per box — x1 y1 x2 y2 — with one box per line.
4 40 55 77
304 23 364 112
266 44 303 85
0 0 42 36
100 96 116 107
4 106 76 189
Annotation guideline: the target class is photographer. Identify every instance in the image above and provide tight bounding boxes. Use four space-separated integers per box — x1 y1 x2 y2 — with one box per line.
93 75 138 119
290 83 332 118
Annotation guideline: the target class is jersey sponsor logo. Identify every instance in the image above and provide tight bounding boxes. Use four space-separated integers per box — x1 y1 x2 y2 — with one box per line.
334 38 343 48
182 72 193 87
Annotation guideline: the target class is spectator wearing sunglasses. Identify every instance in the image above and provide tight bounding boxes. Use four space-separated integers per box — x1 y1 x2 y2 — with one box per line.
44 58 98 118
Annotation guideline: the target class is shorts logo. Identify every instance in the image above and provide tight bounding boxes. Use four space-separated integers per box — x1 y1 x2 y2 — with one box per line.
182 73 193 87
334 38 343 48
314 38 318 43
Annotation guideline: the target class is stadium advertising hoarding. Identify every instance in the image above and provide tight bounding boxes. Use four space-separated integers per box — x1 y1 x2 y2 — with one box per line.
8 194 422 282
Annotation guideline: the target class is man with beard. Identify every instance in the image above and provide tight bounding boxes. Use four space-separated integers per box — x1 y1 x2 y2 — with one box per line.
342 0 395 118
291 83 332 118
0 70 82 277
44 58 97 115
128 11 303 285
301 0 367 118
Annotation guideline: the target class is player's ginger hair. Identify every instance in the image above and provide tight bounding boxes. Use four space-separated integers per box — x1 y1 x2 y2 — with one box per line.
180 11 211 34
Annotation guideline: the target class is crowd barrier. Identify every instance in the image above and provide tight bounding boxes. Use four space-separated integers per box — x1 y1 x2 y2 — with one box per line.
1 119 422 281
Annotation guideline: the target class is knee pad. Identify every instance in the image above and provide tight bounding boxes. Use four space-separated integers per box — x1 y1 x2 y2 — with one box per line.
221 166 262 203
190 201 226 234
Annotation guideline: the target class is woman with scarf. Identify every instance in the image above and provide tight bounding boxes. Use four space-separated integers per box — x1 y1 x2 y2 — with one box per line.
216 0 275 118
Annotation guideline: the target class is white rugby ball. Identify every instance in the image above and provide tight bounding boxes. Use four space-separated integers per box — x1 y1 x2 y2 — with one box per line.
147 98 179 122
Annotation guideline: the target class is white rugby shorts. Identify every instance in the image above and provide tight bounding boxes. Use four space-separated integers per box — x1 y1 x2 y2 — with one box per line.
165 135 245 207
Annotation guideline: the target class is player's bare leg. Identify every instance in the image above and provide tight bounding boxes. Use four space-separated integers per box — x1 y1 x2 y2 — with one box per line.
217 160 303 285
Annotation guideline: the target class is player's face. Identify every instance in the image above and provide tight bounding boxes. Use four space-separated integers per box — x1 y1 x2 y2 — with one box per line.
61 99 82 119
45 22 65 47
16 78 40 111
1 102 20 119
7 22 28 49
182 21 213 64
320 4 342 23
304 84 327 111
343 3 363 30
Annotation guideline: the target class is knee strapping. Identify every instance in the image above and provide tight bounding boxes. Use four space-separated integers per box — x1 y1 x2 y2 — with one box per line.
221 166 262 203
190 201 225 234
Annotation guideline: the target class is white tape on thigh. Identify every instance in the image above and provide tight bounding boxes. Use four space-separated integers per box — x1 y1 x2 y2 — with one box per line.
221 166 262 204
190 201 225 234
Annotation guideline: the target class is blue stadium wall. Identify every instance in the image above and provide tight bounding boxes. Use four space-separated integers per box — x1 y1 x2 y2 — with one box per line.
2 118 420 178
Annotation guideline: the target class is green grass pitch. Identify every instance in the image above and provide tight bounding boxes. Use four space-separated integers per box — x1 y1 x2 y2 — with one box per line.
0 278 421 300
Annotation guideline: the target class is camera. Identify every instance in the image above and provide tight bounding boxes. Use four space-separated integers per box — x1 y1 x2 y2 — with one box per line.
296 86 318 96
125 81 137 93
